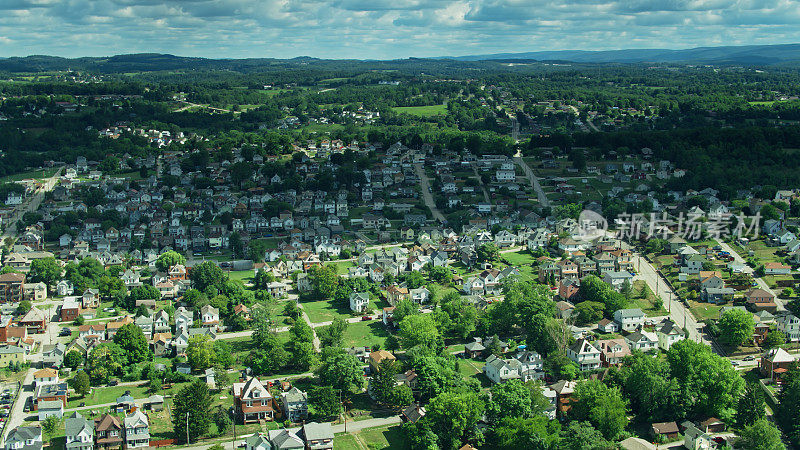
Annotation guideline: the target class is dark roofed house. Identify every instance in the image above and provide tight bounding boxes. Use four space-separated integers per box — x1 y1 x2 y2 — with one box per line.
94 414 123 450
651 421 679 441
401 403 426 424
464 340 485 359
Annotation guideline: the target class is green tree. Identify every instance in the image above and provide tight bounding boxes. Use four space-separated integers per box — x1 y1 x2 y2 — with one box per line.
762 329 786 349
434 292 477 340
64 350 83 369
315 350 364 396
69 371 91 397
15 300 31 316
42 416 61 446
735 383 765 428
392 299 419 323
112 323 151 363
425 391 484 449
190 261 227 292
398 314 442 351
570 379 628 440
318 317 347 348
777 378 800 446
487 379 537 422
560 421 612 450
617 351 681 422
86 343 127 385
310 265 339 300
309 385 343 420
186 335 216 372
213 366 231 391
667 340 744 420
738 418 786 450
155 250 186 272
718 309 755 347
370 359 409 408
28 257 61 289
212 340 235 369
477 242 500 262
489 416 561 450
172 380 213 444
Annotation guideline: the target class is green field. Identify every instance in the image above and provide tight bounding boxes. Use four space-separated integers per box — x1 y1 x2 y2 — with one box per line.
0 168 58 183
301 299 351 323
341 320 390 349
391 104 447 117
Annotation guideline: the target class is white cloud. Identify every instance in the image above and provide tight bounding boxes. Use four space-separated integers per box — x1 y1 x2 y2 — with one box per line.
0 0 796 58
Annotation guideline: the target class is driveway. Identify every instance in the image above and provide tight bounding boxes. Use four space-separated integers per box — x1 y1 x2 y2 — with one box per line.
412 163 445 222
513 154 549 208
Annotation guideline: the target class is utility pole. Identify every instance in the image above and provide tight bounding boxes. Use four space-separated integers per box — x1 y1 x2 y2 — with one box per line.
186 412 190 445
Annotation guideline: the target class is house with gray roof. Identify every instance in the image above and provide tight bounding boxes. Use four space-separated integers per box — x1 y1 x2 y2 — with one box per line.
281 387 308 423
267 428 304 450
244 433 271 450
65 412 94 450
301 422 334 450
5 426 42 450
123 410 149 449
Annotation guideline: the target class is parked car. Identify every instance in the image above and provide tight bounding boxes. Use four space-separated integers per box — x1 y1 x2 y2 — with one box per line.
743 355 755 361
59 328 72 337
361 316 372 321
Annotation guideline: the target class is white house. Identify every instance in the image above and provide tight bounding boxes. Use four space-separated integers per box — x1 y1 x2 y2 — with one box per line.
483 354 521 384
776 313 800 342
656 320 685 351
349 292 370 313
625 331 659 352
566 339 601 371
612 308 645 332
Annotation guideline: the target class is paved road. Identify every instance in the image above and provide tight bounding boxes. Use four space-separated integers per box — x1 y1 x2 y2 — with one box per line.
3 368 34 441
513 154 550 208
470 166 491 204
0 167 62 244
633 255 705 344
715 239 784 311
412 163 445 223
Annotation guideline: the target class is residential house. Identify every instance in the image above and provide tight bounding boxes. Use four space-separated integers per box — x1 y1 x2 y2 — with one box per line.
656 320 685 351
234 377 278 423
5 426 42 450
244 434 272 450
760 347 796 383
94 414 123 450
613 308 645 332
745 288 777 312
776 313 800 342
65 412 94 450
200 305 220 330
281 387 308 423
267 428 304 450
625 331 659 352
349 292 370 313
483 354 521 384
301 422 334 450
368 350 396 373
595 339 630 367
566 339 601 371
603 271 633 291
0 272 25 303
123 410 149 449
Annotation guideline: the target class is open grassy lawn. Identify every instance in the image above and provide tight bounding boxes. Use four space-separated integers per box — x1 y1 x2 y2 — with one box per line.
331 260 356 274
0 168 58 183
228 269 255 283
502 250 536 266
687 300 724 322
743 239 783 264
629 280 668 316
391 104 447 117
341 320 390 349
356 425 407 450
334 433 362 450
66 381 191 408
301 299 351 324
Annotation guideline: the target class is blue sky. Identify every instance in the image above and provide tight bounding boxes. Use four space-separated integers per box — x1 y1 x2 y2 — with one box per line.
1 0 799 59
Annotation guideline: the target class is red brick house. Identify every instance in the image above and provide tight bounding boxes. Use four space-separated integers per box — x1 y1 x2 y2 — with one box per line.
0 273 25 303
233 377 279 423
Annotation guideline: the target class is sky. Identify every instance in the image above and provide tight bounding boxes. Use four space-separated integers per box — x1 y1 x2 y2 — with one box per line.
1 0 799 59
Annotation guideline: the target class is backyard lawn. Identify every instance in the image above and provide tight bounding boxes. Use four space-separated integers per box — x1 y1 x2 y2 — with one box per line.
66 381 191 408
301 299 351 323
341 320 390 349
391 104 447 117
687 300 724 322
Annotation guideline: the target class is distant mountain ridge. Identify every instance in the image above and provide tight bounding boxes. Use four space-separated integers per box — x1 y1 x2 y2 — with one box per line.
1 43 799 73
440 43 800 66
